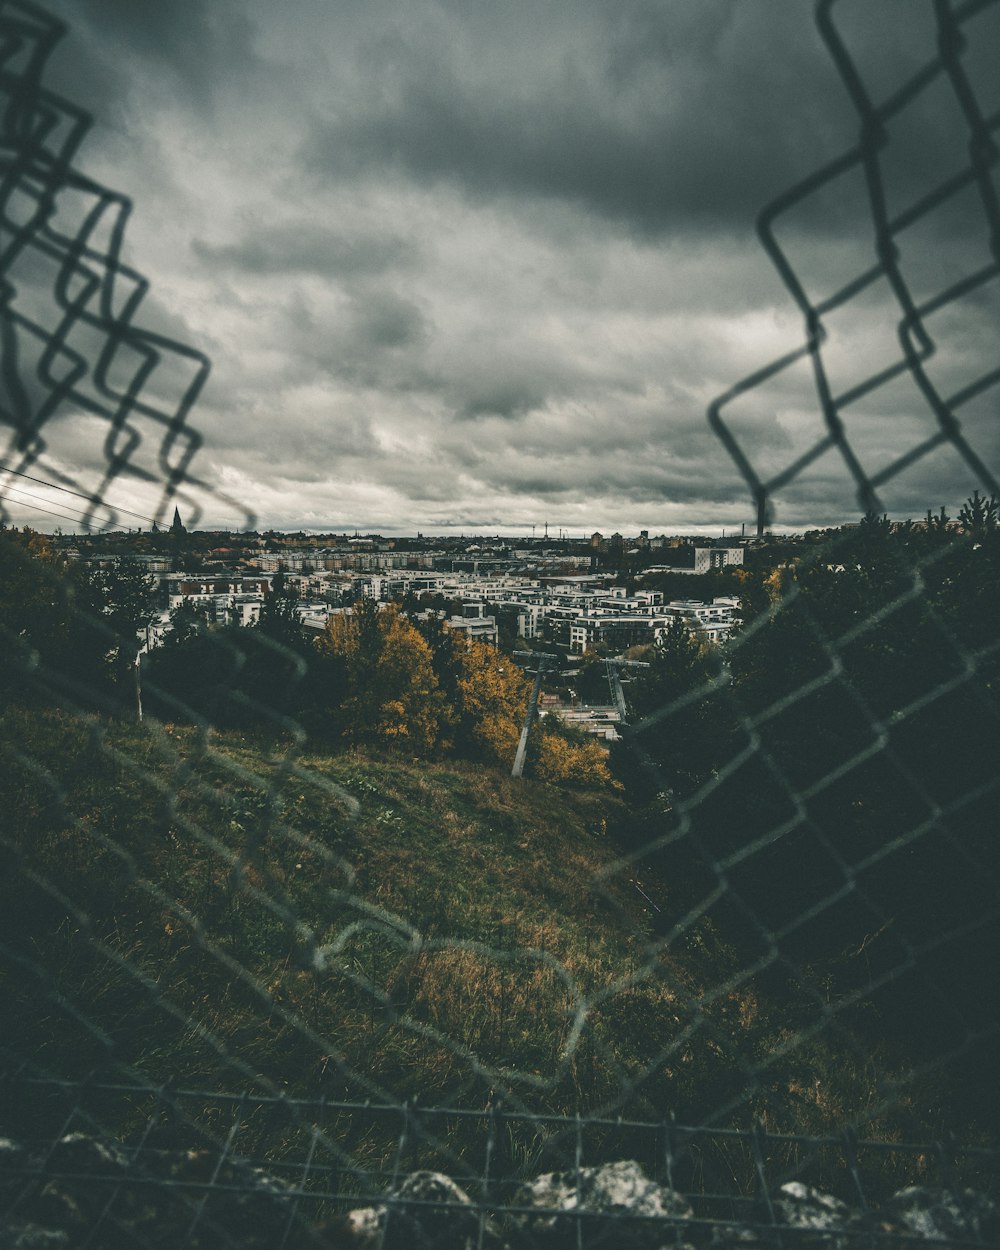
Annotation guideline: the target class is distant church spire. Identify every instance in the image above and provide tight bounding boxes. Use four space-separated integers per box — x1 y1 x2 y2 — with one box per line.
170 506 186 535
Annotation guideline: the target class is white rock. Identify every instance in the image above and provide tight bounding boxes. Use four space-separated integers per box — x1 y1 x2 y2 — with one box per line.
887 1186 997 1243
513 1159 693 1247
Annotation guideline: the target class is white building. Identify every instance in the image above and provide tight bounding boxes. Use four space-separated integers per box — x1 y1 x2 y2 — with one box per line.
446 614 499 646
693 545 745 573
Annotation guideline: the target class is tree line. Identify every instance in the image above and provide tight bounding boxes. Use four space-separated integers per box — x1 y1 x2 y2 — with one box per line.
0 532 610 786
609 500 1000 1131
0 527 153 715
3 499 998 1134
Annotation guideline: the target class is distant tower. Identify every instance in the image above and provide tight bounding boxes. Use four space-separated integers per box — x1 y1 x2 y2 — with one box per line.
170 506 186 536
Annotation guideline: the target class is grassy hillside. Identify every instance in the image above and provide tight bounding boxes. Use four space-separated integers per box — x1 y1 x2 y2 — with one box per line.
0 705 971 1195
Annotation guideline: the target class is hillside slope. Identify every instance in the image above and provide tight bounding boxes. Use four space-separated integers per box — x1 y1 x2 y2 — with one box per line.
0 706 959 1191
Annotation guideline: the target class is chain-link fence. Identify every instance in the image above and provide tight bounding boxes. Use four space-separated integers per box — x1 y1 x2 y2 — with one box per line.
710 0 1000 534
2 1 998 1246
0 0 250 534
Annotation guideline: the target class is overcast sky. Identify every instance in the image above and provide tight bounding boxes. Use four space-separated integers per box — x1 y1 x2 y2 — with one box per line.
5 0 999 535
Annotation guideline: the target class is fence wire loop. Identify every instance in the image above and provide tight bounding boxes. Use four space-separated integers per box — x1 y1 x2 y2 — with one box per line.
2 1 1000 1247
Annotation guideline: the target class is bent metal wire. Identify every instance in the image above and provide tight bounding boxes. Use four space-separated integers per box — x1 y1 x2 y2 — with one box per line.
1 1 999 1246
0 0 250 532
708 0 1000 535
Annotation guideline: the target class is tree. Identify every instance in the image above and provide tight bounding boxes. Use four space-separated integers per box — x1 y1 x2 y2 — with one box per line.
164 598 206 648
256 573 304 648
627 618 714 721
611 510 1000 1118
958 489 999 538
453 638 530 765
413 612 463 733
0 530 146 710
481 602 521 652
316 601 447 753
0 528 80 704
532 716 612 788
85 559 157 717
144 621 238 725
575 652 614 705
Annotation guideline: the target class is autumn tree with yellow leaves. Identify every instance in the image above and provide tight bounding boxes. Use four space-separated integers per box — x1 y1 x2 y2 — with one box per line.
532 717 613 788
314 605 613 785
315 599 448 753
453 637 530 765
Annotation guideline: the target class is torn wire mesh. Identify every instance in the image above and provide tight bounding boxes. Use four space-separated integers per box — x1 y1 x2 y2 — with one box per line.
2 1 1000 1247
0 0 250 533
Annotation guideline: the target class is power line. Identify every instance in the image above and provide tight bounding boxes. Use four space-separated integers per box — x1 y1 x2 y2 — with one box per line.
0 465 159 526
0 482 111 528
0 492 98 530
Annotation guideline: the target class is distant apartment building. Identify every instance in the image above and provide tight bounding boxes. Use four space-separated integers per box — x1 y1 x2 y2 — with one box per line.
693 545 745 573
162 573 271 609
147 546 741 660
660 597 739 644
445 613 499 646
565 596 739 655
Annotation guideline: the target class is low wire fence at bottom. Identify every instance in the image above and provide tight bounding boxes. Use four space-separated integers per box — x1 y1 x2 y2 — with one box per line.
1 1072 997 1247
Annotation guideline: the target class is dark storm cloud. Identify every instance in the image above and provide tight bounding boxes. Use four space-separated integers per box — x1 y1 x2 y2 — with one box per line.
44 20 130 127
13 0 996 535
437 338 623 424
300 4 836 234
46 0 261 109
269 285 431 395
298 0 958 237
442 402 791 469
458 381 551 422
423 402 791 523
476 451 750 504
204 407 376 467
350 290 428 351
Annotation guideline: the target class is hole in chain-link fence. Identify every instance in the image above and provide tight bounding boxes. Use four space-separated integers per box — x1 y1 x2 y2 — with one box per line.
2 1 998 1246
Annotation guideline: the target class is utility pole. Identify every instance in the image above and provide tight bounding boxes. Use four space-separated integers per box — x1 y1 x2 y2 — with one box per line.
604 657 650 722
511 650 559 778
134 644 148 722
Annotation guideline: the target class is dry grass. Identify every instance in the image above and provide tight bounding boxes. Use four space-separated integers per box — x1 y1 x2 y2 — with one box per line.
0 705 976 1197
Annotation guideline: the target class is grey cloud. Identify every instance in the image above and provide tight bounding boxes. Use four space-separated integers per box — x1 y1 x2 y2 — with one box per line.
46 0 262 109
457 381 551 422
299 1 861 235
484 457 742 504
193 222 418 279
3 266 200 448
19 0 997 535
127 290 205 354
299 0 991 249
444 361 625 425
767 453 971 530
202 400 375 467
272 286 431 393
44 17 132 129
432 416 755 506
351 290 427 350
443 397 790 469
